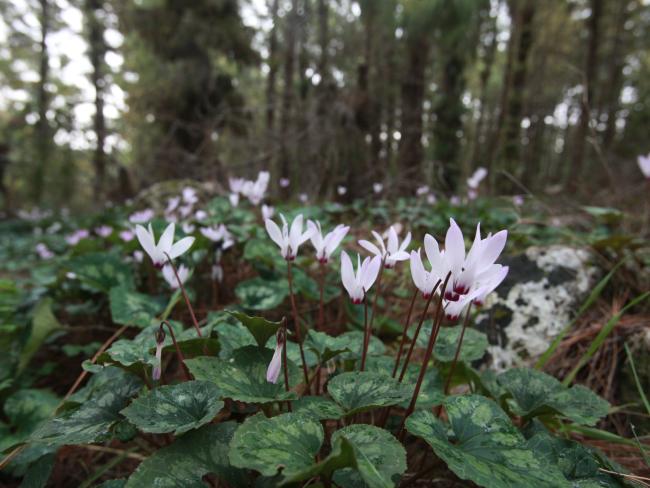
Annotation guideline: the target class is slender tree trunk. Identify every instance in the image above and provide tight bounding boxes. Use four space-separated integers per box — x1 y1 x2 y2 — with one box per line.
87 0 107 202
279 0 298 198
572 0 603 185
485 0 519 190
501 0 535 192
470 10 497 176
34 0 50 204
397 35 430 188
602 0 629 154
266 0 280 132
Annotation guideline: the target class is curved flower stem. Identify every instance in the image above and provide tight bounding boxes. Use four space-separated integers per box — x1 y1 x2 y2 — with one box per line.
287 260 310 385
318 262 326 332
398 290 436 383
160 320 191 381
392 288 418 378
164 253 202 339
360 293 370 371
281 317 292 412
443 303 473 396
397 272 451 441
363 261 385 363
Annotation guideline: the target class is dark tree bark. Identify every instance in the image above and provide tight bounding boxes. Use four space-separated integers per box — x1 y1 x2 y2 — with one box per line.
571 0 603 183
279 0 298 197
265 0 280 131
397 35 430 187
34 0 50 204
501 0 536 190
86 0 107 202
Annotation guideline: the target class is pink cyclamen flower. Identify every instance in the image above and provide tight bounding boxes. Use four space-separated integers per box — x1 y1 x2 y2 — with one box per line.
265 214 313 260
513 195 525 207
307 220 349 264
35 243 54 260
129 209 155 224
135 222 195 268
340 251 381 304
66 229 89 246
359 226 411 268
119 229 135 242
279 177 290 188
637 153 650 179
409 250 439 298
95 225 113 238
266 338 283 384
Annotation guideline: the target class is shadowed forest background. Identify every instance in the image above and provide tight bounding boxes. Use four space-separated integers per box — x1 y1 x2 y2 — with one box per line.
0 0 649 210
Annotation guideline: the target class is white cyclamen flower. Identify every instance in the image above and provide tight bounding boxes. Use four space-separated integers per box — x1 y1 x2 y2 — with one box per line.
638 153 650 178
162 264 191 289
135 222 195 268
337 185 347 196
182 187 198 205
307 221 349 264
373 183 383 194
359 226 411 268
262 204 275 220
467 167 488 189
265 214 313 260
340 251 381 304
409 249 439 298
266 338 283 384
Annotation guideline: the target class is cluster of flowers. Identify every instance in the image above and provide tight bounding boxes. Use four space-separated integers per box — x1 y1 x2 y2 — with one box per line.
263 213 509 382
228 171 271 206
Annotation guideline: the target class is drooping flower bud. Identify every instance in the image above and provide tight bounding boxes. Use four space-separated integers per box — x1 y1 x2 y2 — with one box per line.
153 326 166 381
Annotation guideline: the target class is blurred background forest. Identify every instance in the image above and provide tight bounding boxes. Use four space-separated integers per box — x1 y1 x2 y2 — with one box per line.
1 0 649 212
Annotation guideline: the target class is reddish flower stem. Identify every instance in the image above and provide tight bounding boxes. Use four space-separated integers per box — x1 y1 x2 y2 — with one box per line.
287 260 310 384
392 288 419 378
164 253 202 339
397 272 451 440
160 320 191 381
360 293 370 371
281 317 292 412
398 291 436 383
443 304 473 396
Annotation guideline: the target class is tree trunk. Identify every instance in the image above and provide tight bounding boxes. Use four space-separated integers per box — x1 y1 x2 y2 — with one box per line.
265 0 280 131
279 0 298 198
571 0 603 185
34 0 50 204
501 0 536 191
397 35 430 188
87 0 107 202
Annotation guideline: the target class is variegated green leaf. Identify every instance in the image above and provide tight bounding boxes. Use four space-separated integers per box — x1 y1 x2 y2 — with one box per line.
227 310 282 348
229 413 323 478
328 372 411 416
120 381 224 435
497 368 610 425
332 424 407 488
126 422 248 487
406 395 571 488
185 346 300 404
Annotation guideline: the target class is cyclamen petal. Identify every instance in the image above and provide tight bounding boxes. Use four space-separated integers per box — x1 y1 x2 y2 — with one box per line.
266 340 283 384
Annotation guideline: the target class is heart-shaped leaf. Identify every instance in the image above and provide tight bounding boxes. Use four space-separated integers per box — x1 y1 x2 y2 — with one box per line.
235 277 288 310
120 381 224 435
411 323 488 362
293 396 345 420
67 253 134 293
31 375 142 446
229 413 323 478
338 331 385 360
304 330 350 363
185 346 300 404
213 322 256 359
109 286 165 328
497 368 610 425
524 422 625 487
328 372 411 416
364 356 444 410
126 422 248 487
406 395 571 488
280 436 357 485
332 424 407 488
227 310 282 348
